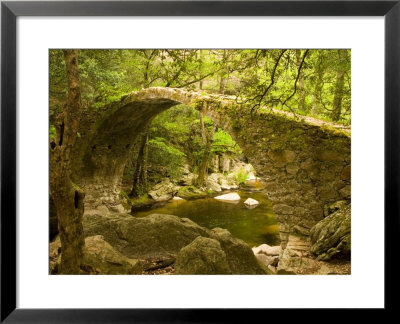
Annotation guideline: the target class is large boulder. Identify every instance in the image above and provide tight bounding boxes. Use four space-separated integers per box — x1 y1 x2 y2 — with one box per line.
49 235 142 274
83 213 210 260
175 237 231 274
210 228 269 274
206 178 222 192
179 173 196 186
83 235 142 274
220 179 238 190
148 178 179 202
208 173 222 183
310 204 351 260
83 213 269 274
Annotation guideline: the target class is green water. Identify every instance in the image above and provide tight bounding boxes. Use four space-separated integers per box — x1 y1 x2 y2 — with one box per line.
131 190 280 247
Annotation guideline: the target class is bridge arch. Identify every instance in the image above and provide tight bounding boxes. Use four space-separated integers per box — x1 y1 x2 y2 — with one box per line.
71 87 351 247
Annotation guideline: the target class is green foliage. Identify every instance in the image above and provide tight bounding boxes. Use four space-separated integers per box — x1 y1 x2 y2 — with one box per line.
150 105 207 171
148 137 186 180
234 167 248 185
122 166 135 183
49 125 56 139
177 185 208 199
212 129 241 155
119 189 129 201
50 49 351 125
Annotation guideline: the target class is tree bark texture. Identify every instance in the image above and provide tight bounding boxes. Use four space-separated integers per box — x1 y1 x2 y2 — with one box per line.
49 49 85 274
130 126 149 197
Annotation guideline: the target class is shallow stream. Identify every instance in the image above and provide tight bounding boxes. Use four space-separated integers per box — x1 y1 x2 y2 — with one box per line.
131 189 280 247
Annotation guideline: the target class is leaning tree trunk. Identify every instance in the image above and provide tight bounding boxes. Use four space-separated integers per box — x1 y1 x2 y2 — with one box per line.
129 127 150 198
49 50 85 274
296 50 306 111
331 50 346 122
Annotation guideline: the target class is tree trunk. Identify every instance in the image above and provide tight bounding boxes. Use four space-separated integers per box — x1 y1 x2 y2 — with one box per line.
196 112 215 187
331 50 346 122
129 126 150 197
49 50 85 274
219 50 228 94
296 50 306 111
199 50 204 90
219 76 226 94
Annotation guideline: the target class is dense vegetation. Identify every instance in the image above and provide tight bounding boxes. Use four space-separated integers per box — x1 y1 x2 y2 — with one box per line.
50 49 351 125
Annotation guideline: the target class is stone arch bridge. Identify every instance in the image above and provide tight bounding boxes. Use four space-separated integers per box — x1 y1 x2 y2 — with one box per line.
70 87 351 247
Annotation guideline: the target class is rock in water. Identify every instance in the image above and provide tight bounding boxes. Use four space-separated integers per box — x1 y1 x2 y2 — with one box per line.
175 237 231 274
310 204 351 260
172 196 184 201
244 198 259 206
214 192 240 201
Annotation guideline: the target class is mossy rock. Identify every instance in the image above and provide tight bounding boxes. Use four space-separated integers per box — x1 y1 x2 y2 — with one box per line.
177 186 208 199
310 204 351 260
82 213 269 274
175 237 231 274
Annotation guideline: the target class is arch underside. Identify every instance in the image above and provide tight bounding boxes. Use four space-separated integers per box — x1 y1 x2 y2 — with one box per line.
71 88 351 248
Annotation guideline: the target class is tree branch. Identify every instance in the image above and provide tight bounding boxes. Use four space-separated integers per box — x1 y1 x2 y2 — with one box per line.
281 49 309 114
176 68 224 89
250 49 287 115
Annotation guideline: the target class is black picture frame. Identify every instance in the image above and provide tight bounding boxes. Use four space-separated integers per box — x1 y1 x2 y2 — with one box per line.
1 0 398 321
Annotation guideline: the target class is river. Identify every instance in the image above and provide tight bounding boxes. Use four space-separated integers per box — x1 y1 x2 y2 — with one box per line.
131 189 280 247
